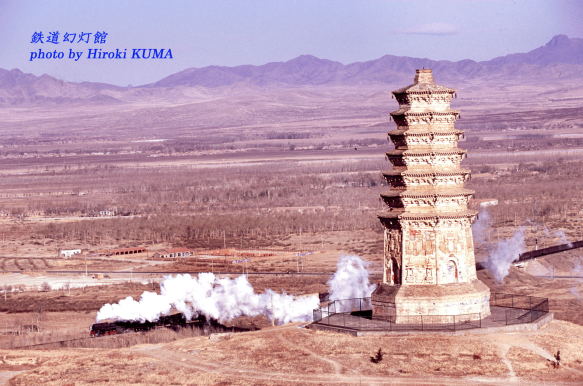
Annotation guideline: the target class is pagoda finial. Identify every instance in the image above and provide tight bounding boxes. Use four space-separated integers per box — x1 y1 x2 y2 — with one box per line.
414 68 433 84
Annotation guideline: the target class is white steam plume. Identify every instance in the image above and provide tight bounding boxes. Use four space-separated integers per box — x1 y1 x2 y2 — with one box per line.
473 208 527 282
327 255 376 312
544 227 572 247
97 254 376 325
97 273 319 325
472 209 491 246
485 228 526 282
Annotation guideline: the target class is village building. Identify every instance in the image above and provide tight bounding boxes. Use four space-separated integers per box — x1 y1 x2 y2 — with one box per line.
99 247 147 256
59 249 82 258
154 248 193 258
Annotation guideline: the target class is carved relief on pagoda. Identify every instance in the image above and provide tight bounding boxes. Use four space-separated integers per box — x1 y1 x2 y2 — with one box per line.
434 195 470 210
400 228 438 285
396 123 457 132
392 113 458 128
391 133 460 148
401 174 469 187
403 261 437 285
400 196 436 208
437 230 465 256
401 219 439 229
399 153 465 168
436 217 473 228
440 258 461 284
465 226 474 253
412 135 459 147
400 195 470 211
435 228 470 284
395 93 453 107
383 228 403 285
409 100 451 113
404 228 436 257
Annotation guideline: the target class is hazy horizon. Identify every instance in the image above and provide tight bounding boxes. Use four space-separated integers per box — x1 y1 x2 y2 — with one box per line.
1 0 582 86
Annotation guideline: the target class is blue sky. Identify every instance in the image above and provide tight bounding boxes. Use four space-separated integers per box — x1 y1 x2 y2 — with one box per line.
0 0 581 85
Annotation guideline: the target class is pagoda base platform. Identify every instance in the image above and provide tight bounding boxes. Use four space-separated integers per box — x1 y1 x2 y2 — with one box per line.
371 280 491 324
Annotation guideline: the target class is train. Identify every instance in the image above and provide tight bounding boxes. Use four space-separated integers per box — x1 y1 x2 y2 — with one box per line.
90 312 250 337
475 240 583 271
90 312 202 336
516 240 583 263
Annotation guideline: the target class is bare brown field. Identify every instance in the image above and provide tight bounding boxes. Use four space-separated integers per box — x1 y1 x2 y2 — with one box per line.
4 320 583 384
1 82 583 383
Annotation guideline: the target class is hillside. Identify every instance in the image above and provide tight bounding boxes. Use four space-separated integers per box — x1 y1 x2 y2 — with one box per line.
151 34 583 87
0 35 582 106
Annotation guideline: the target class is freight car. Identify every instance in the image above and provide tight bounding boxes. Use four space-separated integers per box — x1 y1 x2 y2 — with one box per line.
90 313 205 337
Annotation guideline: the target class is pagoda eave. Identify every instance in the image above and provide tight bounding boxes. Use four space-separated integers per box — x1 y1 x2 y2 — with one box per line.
385 149 466 157
392 85 455 95
390 109 459 117
379 188 474 198
377 210 477 221
381 169 471 177
388 129 463 137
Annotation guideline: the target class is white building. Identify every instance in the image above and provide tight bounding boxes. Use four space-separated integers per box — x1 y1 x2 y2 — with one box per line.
59 249 82 258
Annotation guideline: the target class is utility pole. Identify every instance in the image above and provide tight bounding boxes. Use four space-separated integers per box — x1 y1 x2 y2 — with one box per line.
299 227 303 252
270 292 275 327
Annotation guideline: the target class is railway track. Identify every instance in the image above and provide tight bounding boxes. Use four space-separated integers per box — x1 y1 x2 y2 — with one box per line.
517 240 583 262
8 328 165 350
0 269 338 276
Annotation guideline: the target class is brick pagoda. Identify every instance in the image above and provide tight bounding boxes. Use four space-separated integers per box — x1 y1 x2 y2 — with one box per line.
372 69 490 322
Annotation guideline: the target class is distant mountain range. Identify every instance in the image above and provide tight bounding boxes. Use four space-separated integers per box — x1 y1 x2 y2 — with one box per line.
151 35 583 87
1 35 582 105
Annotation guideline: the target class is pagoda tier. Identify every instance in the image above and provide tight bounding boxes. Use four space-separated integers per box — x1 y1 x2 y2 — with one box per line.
388 130 464 149
372 69 490 323
380 189 474 213
386 149 467 169
382 169 472 189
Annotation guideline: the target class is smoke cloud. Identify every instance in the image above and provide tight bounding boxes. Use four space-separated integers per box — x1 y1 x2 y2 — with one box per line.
472 209 491 246
485 228 526 282
97 273 319 325
327 255 376 312
472 208 526 282
544 227 572 247
97 254 375 324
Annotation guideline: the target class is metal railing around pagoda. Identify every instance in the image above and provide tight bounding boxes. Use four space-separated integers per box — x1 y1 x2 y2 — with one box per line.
312 293 549 332
489 292 549 325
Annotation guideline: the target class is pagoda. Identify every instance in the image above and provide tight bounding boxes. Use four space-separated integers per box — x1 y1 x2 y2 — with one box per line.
371 69 490 322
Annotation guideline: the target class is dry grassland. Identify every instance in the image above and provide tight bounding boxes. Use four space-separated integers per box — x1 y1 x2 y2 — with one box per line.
1 81 583 384
4 320 583 385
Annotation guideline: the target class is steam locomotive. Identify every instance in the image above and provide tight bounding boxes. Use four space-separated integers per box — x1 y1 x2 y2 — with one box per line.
90 312 250 337
90 313 206 337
